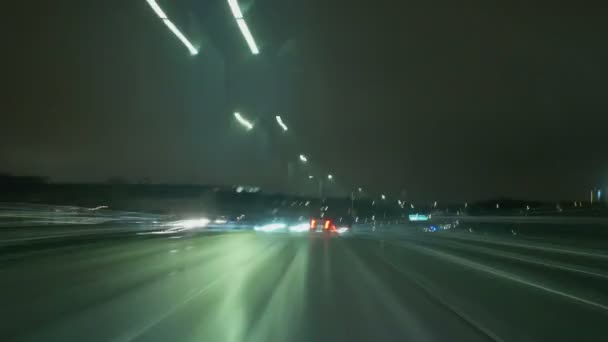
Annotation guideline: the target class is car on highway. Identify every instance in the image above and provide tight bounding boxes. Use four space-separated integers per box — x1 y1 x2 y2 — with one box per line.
309 216 352 233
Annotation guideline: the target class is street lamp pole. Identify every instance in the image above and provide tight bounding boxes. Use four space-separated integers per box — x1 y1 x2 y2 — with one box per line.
287 161 294 194
318 178 324 199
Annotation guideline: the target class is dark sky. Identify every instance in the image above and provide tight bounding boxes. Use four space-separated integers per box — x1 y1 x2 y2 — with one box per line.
3 0 607 201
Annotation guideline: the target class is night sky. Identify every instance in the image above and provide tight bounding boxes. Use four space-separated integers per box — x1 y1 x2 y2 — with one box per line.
3 0 607 201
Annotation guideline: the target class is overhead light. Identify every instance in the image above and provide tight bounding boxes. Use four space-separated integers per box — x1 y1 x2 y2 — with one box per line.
299 154 308 163
227 1 259 54
327 174 333 180
236 18 259 55
163 20 198 55
227 0 244 19
234 112 254 130
146 0 199 55
146 0 168 18
275 116 288 131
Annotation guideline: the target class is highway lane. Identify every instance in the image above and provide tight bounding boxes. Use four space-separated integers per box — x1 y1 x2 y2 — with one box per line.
1 229 607 341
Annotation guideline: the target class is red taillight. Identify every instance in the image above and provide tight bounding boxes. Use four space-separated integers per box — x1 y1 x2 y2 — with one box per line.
324 220 331 230
310 219 317 229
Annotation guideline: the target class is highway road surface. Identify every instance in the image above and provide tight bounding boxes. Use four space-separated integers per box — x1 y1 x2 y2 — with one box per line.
2 227 608 341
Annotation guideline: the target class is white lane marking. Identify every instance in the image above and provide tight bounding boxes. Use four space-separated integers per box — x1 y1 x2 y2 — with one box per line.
403 242 608 313
380 256 504 342
111 237 280 342
340 243 438 341
245 243 310 341
425 238 608 281
446 235 608 260
110 276 225 342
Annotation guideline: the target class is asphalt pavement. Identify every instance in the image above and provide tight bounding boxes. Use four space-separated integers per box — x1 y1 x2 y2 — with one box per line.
1 228 608 342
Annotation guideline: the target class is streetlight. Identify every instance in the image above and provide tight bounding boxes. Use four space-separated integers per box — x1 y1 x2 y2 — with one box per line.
299 154 308 163
275 116 288 131
145 0 199 56
233 112 254 131
227 0 260 54
327 174 333 180
358 187 363 193
381 194 386 200
308 175 314 179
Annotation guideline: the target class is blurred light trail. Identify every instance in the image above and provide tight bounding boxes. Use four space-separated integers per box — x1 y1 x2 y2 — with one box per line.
409 214 429 222
146 0 167 18
227 0 260 54
289 223 309 232
236 19 259 54
299 154 308 163
254 223 286 232
87 205 108 211
163 218 210 232
179 218 210 229
145 0 198 55
163 21 198 56
275 116 288 131
227 0 244 18
234 112 254 130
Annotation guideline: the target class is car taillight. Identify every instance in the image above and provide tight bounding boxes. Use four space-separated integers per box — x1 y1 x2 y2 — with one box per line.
310 219 317 229
324 220 331 230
